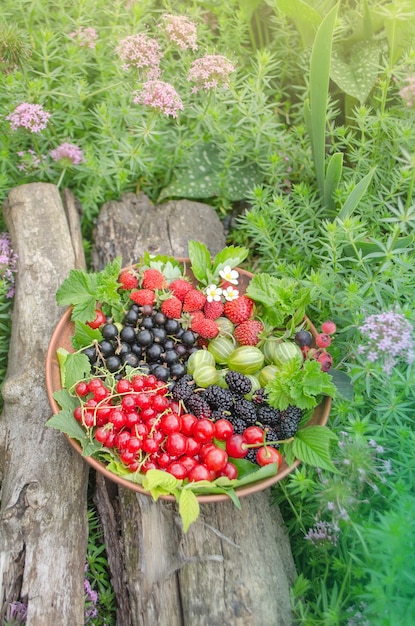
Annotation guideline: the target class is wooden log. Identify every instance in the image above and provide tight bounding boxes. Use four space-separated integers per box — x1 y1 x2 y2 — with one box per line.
91 193 297 626
0 183 89 625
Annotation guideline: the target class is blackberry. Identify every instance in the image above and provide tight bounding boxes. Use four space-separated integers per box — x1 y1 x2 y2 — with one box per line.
264 426 281 448
204 385 234 410
257 404 282 429
211 408 230 422
171 374 195 401
245 448 259 465
280 406 303 439
185 393 212 418
228 416 247 435
225 370 252 396
232 398 258 426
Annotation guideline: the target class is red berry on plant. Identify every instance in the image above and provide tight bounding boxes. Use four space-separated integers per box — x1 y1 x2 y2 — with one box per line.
218 462 238 480
187 464 212 482
118 270 139 290
193 418 215 443
315 333 332 348
86 308 106 329
214 419 234 441
75 381 89 397
226 434 248 458
233 319 264 346
256 446 283 467
243 425 265 445
317 351 333 372
166 461 188 480
142 268 166 290
321 320 336 335
204 447 228 472
223 295 254 324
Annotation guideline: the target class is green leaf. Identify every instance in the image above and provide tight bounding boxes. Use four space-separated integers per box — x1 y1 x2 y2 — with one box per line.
329 368 354 401
212 246 249 280
63 352 91 391
142 468 180 493
96 256 123 306
46 409 88 444
337 169 375 221
53 388 79 412
56 348 69 387
246 273 311 328
308 3 339 200
56 269 98 322
188 240 212 285
71 321 102 350
292 425 339 472
275 0 322 47
331 39 381 104
324 152 343 212
179 488 200 533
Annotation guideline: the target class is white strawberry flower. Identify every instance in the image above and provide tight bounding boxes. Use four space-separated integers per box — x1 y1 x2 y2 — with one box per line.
205 284 223 302
219 265 239 285
223 285 239 301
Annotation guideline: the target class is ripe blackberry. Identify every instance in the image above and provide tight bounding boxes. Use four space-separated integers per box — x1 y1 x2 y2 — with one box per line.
225 370 252 396
232 398 258 426
204 385 234 410
257 404 282 429
245 448 259 465
185 393 212 418
228 416 247 435
171 374 195 401
264 426 281 448
280 406 303 439
211 408 231 422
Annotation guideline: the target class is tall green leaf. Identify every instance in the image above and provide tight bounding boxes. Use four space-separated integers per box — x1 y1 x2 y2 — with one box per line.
275 0 322 47
308 3 339 201
324 152 343 212
337 169 375 221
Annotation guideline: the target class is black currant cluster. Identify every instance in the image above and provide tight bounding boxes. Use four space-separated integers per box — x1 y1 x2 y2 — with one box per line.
82 303 198 382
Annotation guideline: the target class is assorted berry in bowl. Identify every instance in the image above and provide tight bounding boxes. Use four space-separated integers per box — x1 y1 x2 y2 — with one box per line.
46 242 338 531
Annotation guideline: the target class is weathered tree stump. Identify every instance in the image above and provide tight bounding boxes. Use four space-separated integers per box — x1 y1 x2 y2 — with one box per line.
91 192 297 626
0 183 88 625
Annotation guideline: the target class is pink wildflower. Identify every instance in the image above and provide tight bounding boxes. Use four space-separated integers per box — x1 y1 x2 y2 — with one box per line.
69 26 98 49
399 76 415 108
6 102 50 133
50 142 84 165
161 14 198 51
188 54 235 92
133 80 183 118
17 149 46 172
115 34 162 79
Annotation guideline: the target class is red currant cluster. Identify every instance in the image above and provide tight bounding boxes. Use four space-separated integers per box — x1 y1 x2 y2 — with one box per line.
73 373 283 482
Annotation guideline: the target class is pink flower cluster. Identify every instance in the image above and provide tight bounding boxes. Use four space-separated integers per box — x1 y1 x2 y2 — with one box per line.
161 14 198 51
69 26 98 49
50 142 84 165
399 76 415 108
0 233 18 298
6 102 50 133
134 80 184 118
188 54 235 92
115 34 162 79
358 309 415 374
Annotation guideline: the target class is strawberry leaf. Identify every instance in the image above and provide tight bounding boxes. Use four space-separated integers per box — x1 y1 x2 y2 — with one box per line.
212 246 249 279
188 240 212 285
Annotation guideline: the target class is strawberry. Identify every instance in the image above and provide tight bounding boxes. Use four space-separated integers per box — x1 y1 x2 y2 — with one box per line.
182 289 207 312
142 268 166 290
169 278 193 302
190 316 219 339
118 270 138 290
234 319 264 346
130 289 156 306
203 300 224 320
223 295 254 324
161 296 182 319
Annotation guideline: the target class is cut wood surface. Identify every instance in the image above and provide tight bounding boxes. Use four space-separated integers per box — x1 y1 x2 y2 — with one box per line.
92 192 297 626
0 183 89 626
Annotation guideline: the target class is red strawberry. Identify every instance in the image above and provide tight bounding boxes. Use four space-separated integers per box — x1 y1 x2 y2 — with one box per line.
183 289 207 312
161 296 182 319
119 270 138 290
223 295 254 324
169 278 193 301
234 320 264 346
130 289 156 306
142 268 166 290
191 316 219 339
203 300 224 320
